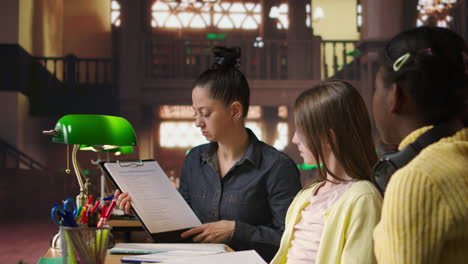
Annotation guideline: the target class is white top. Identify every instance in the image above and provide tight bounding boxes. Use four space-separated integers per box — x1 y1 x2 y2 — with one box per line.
286 181 355 264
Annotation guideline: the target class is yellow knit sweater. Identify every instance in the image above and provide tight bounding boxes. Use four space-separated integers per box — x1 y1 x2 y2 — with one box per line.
374 126 468 264
272 181 382 264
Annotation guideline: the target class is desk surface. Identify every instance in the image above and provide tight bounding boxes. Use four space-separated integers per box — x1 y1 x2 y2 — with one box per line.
44 248 126 264
107 219 142 228
44 245 234 263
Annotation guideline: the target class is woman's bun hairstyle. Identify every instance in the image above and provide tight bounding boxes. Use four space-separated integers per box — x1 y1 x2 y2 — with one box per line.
211 46 241 70
194 46 250 118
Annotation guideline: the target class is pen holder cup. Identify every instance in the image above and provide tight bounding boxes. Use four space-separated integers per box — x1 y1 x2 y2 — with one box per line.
60 226 112 264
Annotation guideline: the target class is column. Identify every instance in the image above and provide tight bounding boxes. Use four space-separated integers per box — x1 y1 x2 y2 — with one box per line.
260 0 280 40
358 0 417 109
118 0 150 157
359 0 417 142
287 0 320 79
361 0 405 40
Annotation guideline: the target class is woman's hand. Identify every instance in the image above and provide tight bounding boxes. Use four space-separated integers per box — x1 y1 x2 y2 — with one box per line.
114 189 133 215
181 220 235 243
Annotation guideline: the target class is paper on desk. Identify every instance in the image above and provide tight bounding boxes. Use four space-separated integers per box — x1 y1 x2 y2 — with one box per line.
109 243 227 254
104 161 201 233
158 250 267 264
121 249 224 262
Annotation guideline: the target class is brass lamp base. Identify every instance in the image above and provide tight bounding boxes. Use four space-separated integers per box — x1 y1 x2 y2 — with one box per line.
76 191 88 208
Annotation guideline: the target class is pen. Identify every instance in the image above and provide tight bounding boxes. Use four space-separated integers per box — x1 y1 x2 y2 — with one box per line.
97 200 116 228
87 201 100 227
103 195 114 201
87 195 94 206
81 206 89 224
106 200 116 219
90 200 101 215
101 204 107 217
75 206 83 217
120 260 160 264
75 206 83 223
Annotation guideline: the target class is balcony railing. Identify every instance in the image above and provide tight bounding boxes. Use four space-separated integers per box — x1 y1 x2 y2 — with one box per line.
34 54 114 86
147 38 320 80
29 54 118 115
321 40 360 79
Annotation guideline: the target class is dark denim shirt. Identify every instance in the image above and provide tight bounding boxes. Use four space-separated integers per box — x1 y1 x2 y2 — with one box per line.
179 129 301 261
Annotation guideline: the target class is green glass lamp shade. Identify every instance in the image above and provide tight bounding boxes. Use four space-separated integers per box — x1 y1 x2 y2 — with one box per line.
51 115 137 146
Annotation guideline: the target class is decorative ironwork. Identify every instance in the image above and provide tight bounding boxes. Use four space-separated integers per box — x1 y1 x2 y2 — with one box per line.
151 1 261 29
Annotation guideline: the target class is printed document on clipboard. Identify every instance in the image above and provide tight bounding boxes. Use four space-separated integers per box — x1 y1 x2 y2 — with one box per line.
100 160 202 242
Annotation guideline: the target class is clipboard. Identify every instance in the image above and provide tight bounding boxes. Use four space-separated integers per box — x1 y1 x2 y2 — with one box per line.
99 159 202 242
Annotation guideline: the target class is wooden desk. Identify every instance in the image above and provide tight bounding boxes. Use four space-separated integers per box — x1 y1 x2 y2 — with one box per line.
107 219 145 242
44 248 127 264
44 245 234 264
107 219 143 231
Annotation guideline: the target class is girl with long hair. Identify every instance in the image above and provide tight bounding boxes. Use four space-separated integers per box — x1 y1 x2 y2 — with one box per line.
271 80 382 264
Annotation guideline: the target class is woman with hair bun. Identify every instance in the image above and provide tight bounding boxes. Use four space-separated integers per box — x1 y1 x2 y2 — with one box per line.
116 47 301 261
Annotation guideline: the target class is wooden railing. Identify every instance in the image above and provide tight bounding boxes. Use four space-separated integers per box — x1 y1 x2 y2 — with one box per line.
29 54 118 115
147 38 320 80
321 40 360 79
34 54 114 86
0 138 47 170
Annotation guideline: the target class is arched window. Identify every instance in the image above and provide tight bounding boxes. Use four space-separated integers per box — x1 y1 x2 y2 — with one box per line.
157 105 291 150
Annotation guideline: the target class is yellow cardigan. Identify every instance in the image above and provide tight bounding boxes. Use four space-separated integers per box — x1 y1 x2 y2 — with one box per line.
374 127 468 264
271 180 382 264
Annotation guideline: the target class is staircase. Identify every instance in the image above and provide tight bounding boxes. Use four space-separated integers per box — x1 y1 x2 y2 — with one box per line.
0 138 46 170
0 138 85 220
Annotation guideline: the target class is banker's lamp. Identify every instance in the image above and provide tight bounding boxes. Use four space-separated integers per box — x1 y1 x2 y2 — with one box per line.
43 114 137 207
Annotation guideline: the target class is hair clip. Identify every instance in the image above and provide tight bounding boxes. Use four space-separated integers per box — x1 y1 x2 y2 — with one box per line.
393 52 411 72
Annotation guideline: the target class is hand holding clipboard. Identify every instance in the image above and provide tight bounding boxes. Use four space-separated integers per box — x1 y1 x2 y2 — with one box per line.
114 189 134 215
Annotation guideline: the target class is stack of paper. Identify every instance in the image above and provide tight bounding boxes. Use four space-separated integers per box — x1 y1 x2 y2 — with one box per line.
122 250 266 264
110 243 266 264
121 250 225 263
109 243 226 254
